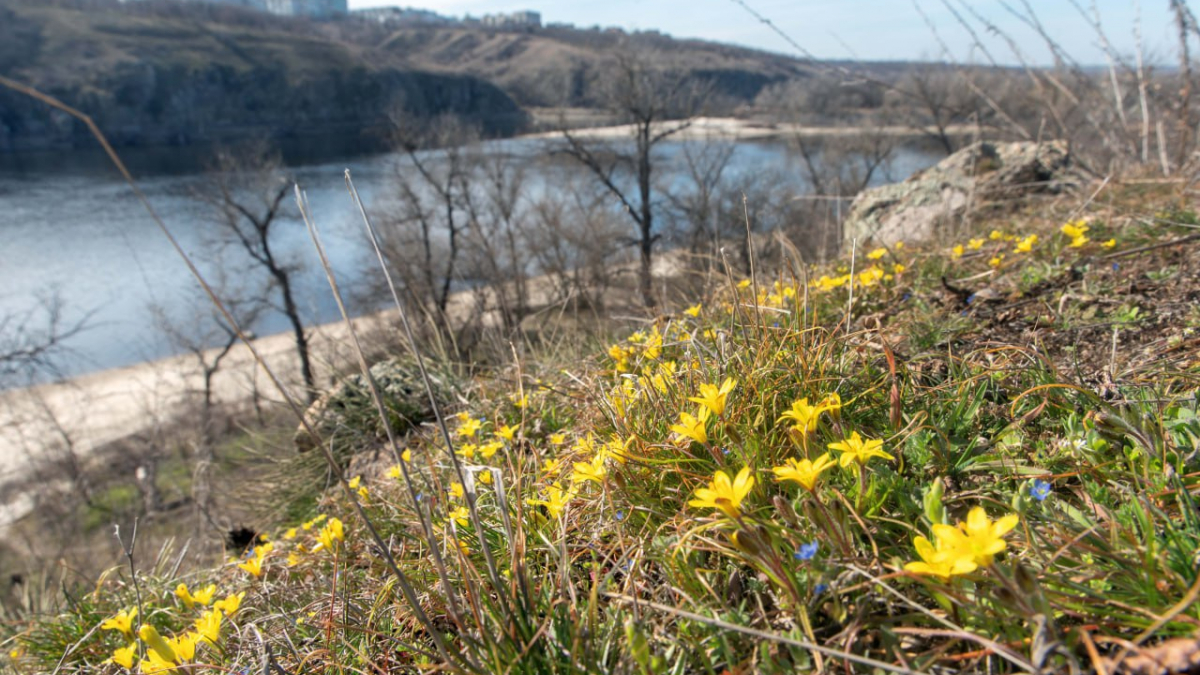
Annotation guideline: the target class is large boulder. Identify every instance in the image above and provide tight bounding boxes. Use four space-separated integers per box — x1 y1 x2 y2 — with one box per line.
843 141 1081 245
293 358 455 455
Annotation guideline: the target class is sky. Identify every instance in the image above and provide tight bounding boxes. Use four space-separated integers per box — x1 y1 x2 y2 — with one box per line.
347 0 1181 67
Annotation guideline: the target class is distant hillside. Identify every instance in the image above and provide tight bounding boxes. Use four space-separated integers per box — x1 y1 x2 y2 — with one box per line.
0 0 816 154
0 0 526 152
367 25 815 109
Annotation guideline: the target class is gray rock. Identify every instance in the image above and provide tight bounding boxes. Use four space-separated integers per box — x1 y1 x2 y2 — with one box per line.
293 358 454 455
844 141 1081 245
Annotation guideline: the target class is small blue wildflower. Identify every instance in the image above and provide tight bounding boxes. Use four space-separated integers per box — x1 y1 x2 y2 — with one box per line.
1112 262 1120 271
901 292 912 302
794 541 819 561
415 493 425 502
719 447 731 456
1030 479 1052 501
813 583 829 595
966 293 977 305
772 322 780 328
615 510 625 521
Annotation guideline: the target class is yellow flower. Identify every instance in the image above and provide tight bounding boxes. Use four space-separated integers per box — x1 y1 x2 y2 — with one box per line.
570 454 607 484
942 506 1020 567
348 476 361 489
1102 238 1116 248
511 393 528 408
527 482 571 519
174 583 215 609
542 458 561 475
401 447 412 462
688 377 737 417
684 303 702 317
108 643 136 669
238 554 264 578
771 453 836 490
988 254 1004 268
101 606 138 637
1013 234 1038 253
139 654 177 674
194 609 222 645
903 534 978 579
283 527 298 540
989 229 1004 240
456 417 482 438
213 592 244 617
777 397 823 434
549 433 566 445
497 424 518 441
313 518 344 553
387 464 404 480
737 279 752 289
904 506 1018 578
302 514 326 530
456 443 477 460
479 441 504 459
138 624 177 665
448 506 470 527
669 409 709 444
688 467 755 518
857 266 884 287
1061 219 1089 240
478 470 493 485
968 238 984 250
866 247 886 260
828 432 893 469
449 482 464 499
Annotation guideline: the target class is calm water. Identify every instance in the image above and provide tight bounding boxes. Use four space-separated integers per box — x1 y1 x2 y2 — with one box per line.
0 137 941 382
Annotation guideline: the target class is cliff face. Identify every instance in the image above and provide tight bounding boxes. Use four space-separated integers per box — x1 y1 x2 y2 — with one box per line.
0 2 526 153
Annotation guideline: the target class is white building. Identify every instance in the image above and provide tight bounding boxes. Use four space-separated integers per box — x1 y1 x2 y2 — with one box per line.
480 10 541 28
353 6 452 25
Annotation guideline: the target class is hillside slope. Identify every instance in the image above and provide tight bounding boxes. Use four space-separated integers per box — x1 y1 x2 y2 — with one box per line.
0 1 526 152
0 0 815 153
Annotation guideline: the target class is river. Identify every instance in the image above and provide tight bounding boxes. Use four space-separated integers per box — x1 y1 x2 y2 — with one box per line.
0 133 943 383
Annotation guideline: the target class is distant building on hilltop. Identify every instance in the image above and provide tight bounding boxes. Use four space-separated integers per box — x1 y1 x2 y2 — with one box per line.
352 6 452 25
117 0 348 19
480 10 541 28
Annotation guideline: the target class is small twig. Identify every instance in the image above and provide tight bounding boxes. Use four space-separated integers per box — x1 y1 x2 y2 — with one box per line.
1103 233 1200 260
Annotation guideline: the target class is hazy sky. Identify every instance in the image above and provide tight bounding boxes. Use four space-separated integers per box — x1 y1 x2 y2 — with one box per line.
347 0 1179 66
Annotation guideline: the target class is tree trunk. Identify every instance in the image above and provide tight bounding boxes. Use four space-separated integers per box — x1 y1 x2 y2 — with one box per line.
277 274 315 402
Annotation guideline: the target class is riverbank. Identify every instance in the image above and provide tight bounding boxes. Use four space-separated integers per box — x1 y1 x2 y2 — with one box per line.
0 248 686 528
522 115 977 142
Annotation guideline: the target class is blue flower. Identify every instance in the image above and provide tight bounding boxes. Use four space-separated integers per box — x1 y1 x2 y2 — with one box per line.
813 583 829 595
615 510 625 521
1030 479 1052 501
1112 262 1120 271
794 541 819 561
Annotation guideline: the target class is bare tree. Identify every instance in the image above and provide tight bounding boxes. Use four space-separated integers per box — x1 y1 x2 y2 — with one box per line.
459 150 532 333
0 293 89 387
664 137 736 256
383 115 480 322
200 144 315 402
558 47 708 308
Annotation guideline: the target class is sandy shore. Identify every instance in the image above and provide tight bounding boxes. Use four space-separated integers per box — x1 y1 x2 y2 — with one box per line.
522 115 975 142
0 247 684 527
